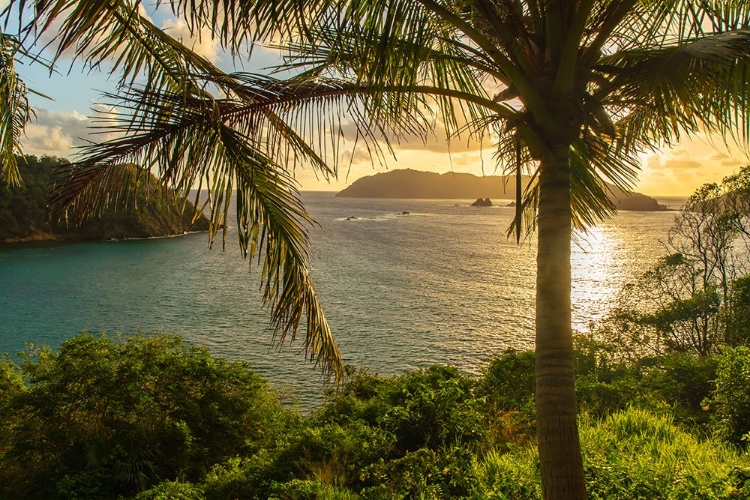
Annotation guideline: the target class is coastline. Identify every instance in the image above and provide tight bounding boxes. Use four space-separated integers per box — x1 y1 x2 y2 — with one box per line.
0 229 208 246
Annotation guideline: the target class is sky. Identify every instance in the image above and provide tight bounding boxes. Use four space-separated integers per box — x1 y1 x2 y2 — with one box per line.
8 2 750 197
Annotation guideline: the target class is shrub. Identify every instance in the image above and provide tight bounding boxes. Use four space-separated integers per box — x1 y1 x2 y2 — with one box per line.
639 353 717 431
473 408 750 499
0 333 288 499
476 350 535 411
132 480 206 500
201 456 278 500
471 447 541 500
267 479 360 499
582 408 748 499
361 446 478 499
711 346 750 446
320 365 486 455
279 420 395 488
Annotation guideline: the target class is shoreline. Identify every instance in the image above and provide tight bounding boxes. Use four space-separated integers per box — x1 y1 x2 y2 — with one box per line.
0 229 208 246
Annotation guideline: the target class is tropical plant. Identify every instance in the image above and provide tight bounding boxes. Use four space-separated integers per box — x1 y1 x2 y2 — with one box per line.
5 1 750 498
710 346 750 446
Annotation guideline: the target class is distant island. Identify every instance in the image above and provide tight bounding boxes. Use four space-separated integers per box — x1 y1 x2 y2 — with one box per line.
336 169 667 211
0 156 209 243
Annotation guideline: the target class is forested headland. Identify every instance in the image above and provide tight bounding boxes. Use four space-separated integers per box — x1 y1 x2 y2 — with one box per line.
0 156 209 243
336 169 667 212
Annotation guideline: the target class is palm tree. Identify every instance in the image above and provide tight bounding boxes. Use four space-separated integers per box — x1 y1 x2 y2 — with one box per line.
8 0 750 498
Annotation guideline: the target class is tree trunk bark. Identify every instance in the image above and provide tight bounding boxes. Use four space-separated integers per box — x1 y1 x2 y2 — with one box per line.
535 145 587 500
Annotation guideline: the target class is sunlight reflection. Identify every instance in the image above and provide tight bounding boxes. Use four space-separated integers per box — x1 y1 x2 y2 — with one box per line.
571 225 624 332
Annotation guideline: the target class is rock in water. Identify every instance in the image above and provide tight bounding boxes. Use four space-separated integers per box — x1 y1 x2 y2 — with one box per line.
471 198 492 207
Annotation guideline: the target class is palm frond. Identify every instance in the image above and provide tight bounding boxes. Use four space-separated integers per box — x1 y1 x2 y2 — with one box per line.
52 84 344 378
596 28 750 154
0 33 31 186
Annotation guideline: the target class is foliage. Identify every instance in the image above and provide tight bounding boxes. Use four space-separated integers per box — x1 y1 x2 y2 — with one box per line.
322 366 486 454
471 446 542 500
727 275 750 347
5 1 750 494
477 349 535 411
2 332 750 498
475 350 537 448
0 155 208 242
581 409 749 499
0 32 33 186
472 408 750 500
132 481 206 500
0 333 288 499
710 347 750 446
267 479 360 499
360 446 478 499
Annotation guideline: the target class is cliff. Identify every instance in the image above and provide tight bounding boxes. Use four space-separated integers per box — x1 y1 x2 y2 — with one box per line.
336 169 666 211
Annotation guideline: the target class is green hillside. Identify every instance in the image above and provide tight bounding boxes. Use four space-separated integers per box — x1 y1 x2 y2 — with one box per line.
0 156 209 243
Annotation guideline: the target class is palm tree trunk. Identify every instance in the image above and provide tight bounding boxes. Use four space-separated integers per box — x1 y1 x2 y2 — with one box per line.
535 145 587 500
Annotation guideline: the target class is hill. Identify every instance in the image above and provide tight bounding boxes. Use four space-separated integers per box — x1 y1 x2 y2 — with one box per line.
0 156 209 243
336 169 666 211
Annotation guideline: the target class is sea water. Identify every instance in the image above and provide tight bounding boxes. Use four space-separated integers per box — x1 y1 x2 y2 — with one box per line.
0 192 683 407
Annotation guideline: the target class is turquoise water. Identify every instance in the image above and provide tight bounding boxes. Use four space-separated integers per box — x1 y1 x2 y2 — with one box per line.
0 193 682 407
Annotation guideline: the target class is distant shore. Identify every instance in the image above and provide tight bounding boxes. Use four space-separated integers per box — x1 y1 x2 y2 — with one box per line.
335 168 669 211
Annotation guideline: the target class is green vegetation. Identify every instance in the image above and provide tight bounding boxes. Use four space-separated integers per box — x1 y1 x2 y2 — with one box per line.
5 173 749 498
2 333 750 499
0 156 208 242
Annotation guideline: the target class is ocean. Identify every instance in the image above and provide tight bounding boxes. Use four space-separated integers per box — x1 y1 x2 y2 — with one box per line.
0 192 684 408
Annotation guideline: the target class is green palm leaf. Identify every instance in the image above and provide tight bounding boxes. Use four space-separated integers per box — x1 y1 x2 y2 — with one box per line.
52 84 344 378
0 33 32 186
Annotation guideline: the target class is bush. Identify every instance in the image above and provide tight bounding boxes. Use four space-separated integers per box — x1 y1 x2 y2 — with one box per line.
727 276 750 347
476 350 535 411
268 479 360 499
711 346 750 446
320 365 486 455
582 408 749 499
0 333 288 499
280 420 395 488
132 481 206 500
473 408 750 499
361 446 478 499
639 353 717 431
470 447 541 499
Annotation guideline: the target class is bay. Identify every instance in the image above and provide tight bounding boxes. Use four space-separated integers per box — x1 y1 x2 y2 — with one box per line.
0 192 683 408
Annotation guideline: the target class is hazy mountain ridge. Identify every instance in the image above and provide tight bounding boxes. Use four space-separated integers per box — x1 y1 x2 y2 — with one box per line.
337 169 666 211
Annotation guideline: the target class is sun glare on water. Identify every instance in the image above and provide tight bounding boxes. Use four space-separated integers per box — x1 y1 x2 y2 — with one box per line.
571 225 625 332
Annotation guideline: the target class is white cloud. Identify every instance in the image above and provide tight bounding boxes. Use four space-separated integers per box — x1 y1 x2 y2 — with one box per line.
22 109 89 157
21 106 122 159
161 17 221 63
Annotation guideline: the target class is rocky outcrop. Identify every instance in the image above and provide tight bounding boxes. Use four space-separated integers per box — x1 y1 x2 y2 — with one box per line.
471 198 493 207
